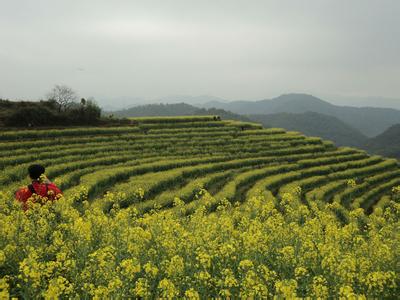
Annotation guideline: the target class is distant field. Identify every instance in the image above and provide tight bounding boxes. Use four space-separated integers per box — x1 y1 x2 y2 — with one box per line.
1 116 399 298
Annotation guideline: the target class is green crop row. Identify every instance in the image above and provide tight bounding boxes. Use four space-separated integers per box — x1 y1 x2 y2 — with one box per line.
279 157 392 200
138 121 226 130
214 149 366 201
277 157 392 204
142 149 359 212
222 120 263 130
241 153 368 202
130 115 220 123
0 134 331 175
104 157 292 208
0 126 142 141
0 131 316 167
2 117 398 219
95 148 348 211
354 177 400 212
81 156 234 200
0 127 238 152
332 160 399 207
306 180 347 203
337 168 400 209
247 156 385 201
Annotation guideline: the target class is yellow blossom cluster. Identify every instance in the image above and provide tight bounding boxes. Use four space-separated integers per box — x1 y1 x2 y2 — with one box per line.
347 179 357 188
392 185 400 201
0 189 398 298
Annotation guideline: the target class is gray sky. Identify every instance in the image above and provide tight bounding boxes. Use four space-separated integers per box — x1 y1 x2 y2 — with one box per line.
1 0 399 102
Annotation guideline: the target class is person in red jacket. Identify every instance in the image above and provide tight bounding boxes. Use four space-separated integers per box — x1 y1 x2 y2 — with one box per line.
15 164 62 210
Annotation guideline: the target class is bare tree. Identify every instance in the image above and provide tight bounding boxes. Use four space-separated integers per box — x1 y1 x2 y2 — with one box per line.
47 85 78 112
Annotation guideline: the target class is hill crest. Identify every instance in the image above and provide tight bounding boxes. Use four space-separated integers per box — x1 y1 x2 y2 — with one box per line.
201 93 400 137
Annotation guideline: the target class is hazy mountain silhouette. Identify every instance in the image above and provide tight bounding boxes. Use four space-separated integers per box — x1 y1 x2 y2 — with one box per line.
249 112 368 147
111 103 199 117
364 124 400 159
201 93 400 137
110 102 248 121
323 95 400 110
109 100 399 159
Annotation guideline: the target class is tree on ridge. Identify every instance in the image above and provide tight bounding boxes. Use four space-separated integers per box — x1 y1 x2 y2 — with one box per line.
47 84 78 112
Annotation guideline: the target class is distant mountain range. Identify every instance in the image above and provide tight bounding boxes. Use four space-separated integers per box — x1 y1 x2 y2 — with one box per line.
249 112 368 148
103 94 400 137
109 103 199 117
101 94 400 111
364 124 400 159
250 112 400 159
110 103 250 122
110 94 400 159
98 95 226 111
200 93 400 137
321 95 400 110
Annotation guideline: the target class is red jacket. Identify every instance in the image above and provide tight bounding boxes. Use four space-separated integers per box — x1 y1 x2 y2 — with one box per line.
15 181 62 210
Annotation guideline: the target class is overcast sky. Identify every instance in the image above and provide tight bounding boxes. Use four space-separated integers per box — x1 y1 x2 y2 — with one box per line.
1 0 399 102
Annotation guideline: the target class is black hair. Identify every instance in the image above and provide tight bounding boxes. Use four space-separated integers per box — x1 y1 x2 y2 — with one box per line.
28 164 45 180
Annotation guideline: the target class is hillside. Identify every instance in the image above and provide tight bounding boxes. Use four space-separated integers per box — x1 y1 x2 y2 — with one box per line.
110 102 199 117
194 107 250 122
364 124 400 159
110 102 249 122
325 95 400 110
249 112 368 147
202 93 400 137
1 117 399 298
0 99 61 127
0 99 102 127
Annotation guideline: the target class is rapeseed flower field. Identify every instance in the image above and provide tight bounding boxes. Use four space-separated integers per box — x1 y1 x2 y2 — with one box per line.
1 118 399 298
0 188 398 298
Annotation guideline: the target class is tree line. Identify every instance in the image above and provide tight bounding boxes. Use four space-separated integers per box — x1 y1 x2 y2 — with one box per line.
0 85 103 127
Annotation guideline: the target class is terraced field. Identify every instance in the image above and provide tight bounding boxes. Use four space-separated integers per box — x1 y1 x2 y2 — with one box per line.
1 116 398 215
1 116 399 298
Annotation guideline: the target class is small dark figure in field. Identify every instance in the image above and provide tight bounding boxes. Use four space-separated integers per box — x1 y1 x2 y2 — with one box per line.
15 164 62 210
